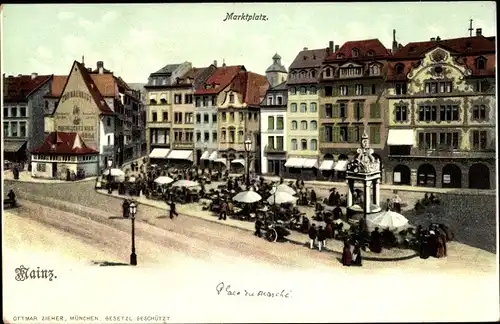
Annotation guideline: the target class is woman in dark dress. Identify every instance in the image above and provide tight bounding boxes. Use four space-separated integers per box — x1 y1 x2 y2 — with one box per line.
369 227 382 253
341 240 352 266
353 242 362 266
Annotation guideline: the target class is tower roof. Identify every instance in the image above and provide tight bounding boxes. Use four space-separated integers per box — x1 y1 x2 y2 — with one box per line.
266 53 287 73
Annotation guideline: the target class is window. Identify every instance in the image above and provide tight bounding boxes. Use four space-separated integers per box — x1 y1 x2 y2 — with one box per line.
185 113 194 124
309 86 317 94
268 116 275 130
310 139 317 151
355 84 363 95
19 106 27 117
369 65 380 75
395 105 408 122
276 96 283 105
3 107 8 118
438 105 459 122
152 112 158 122
301 139 307 150
204 113 209 123
229 94 235 103
291 103 297 112
238 112 244 121
371 84 376 95
10 106 17 117
107 117 111 126
3 122 9 137
438 132 459 150
352 48 359 57
201 131 208 142
325 86 333 96
300 87 306 95
354 102 364 119
425 81 452 94
339 85 348 96
476 58 486 70
339 126 348 142
395 64 404 74
238 130 244 142
36 163 46 172
229 112 235 122
300 103 307 113
472 130 487 150
395 83 407 95
418 105 438 121
267 96 273 105
325 104 333 118
291 139 298 150
418 132 438 150
276 136 284 150
310 120 317 130
221 130 226 142
174 112 182 123
196 132 202 142
310 102 317 113
212 113 217 123
277 117 284 129
19 121 27 137
290 87 296 95
475 80 490 92
212 132 217 142
310 71 316 78
370 125 381 144
325 126 333 142
472 105 487 120
268 136 275 149
195 97 201 107
163 112 168 121
291 120 298 130
174 94 182 104
325 68 332 77
339 103 347 118
300 120 308 130
196 113 201 123
184 94 193 104
107 135 111 145
221 112 227 121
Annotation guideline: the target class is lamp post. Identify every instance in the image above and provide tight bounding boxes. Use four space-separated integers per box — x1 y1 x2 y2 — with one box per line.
129 201 138 266
107 159 113 193
272 184 277 224
244 136 252 189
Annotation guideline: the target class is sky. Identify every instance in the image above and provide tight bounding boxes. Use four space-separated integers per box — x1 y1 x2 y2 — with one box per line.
1 2 497 83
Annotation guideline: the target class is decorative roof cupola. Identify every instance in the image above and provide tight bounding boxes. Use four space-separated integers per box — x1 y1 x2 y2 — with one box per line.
265 53 288 87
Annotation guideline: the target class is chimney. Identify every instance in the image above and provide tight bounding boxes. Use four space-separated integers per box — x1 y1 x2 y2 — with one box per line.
334 45 339 51
430 37 436 41
31 73 38 80
398 43 403 49
97 61 104 74
436 36 441 41
303 47 308 50
392 29 398 53
476 28 482 36
329 41 334 52
213 60 217 67
222 58 226 67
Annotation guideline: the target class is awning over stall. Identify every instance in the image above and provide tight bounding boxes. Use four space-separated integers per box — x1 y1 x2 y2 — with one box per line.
200 151 210 160
4 140 27 153
208 151 218 161
167 150 193 161
334 160 348 171
285 158 306 168
387 129 414 146
231 159 245 166
214 158 226 165
149 148 171 159
303 159 318 169
319 160 335 170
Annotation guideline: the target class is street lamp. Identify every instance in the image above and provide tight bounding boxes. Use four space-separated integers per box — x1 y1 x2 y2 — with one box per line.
107 159 113 193
272 184 277 224
244 136 252 189
129 200 138 266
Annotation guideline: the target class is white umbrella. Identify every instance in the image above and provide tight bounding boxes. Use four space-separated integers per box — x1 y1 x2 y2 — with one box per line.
171 179 199 188
154 176 174 185
270 184 296 195
103 168 125 176
267 191 297 205
366 210 409 231
233 191 262 204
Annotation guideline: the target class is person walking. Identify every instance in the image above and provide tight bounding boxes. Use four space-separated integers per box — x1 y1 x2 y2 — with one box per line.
254 218 263 238
219 200 228 221
317 225 326 252
169 201 179 219
308 224 317 249
341 240 352 266
352 242 363 266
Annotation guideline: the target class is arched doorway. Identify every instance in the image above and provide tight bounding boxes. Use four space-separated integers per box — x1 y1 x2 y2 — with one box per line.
393 164 411 185
417 163 436 187
442 164 461 188
469 163 490 189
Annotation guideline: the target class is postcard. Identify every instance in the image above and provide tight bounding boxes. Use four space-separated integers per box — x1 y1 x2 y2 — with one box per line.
2 2 498 323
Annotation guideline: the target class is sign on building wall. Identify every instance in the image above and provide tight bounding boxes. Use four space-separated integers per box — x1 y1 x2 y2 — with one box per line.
443 174 451 184
393 172 401 183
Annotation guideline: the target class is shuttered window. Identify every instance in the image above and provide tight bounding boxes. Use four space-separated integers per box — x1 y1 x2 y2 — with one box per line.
332 126 340 142
370 103 381 118
332 104 339 118
370 125 381 144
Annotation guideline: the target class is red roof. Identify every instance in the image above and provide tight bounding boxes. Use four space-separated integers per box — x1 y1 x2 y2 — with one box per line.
227 71 269 106
47 74 120 98
195 65 244 95
31 132 99 155
384 60 421 81
3 74 52 103
325 39 390 62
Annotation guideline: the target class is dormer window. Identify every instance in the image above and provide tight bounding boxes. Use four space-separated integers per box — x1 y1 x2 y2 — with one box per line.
325 68 332 77
303 56 307 60
476 57 486 70
395 63 404 74
229 94 234 104
311 70 316 78
465 42 472 52
367 50 374 56
370 65 380 76
300 71 307 78
409 46 416 53
336 53 344 59
352 48 359 57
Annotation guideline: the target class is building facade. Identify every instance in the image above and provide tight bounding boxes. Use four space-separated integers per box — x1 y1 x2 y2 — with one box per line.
385 30 496 189
260 54 288 176
319 39 391 181
194 63 244 169
3 73 52 165
285 47 328 179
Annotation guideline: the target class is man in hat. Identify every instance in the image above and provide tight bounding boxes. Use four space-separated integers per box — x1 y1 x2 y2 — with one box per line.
308 224 317 249
317 225 326 252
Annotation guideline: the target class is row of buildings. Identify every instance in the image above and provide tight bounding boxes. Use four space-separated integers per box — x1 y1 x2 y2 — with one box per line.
144 28 496 190
3 60 147 178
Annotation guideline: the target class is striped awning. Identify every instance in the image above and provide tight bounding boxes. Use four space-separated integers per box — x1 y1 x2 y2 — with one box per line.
149 148 170 159
319 160 335 170
303 159 318 169
334 160 348 171
167 150 193 161
285 158 306 168
208 151 218 161
200 151 210 160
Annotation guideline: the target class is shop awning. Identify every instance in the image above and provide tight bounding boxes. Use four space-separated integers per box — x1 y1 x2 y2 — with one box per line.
303 159 318 169
231 159 245 166
319 160 335 170
149 148 171 159
285 158 306 168
200 151 210 160
214 158 226 165
208 151 218 161
167 150 193 161
334 160 348 171
387 129 414 146
4 140 27 153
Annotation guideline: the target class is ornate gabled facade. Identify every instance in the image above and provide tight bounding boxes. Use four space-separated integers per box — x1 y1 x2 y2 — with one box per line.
318 38 391 181
284 46 328 179
385 30 496 189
